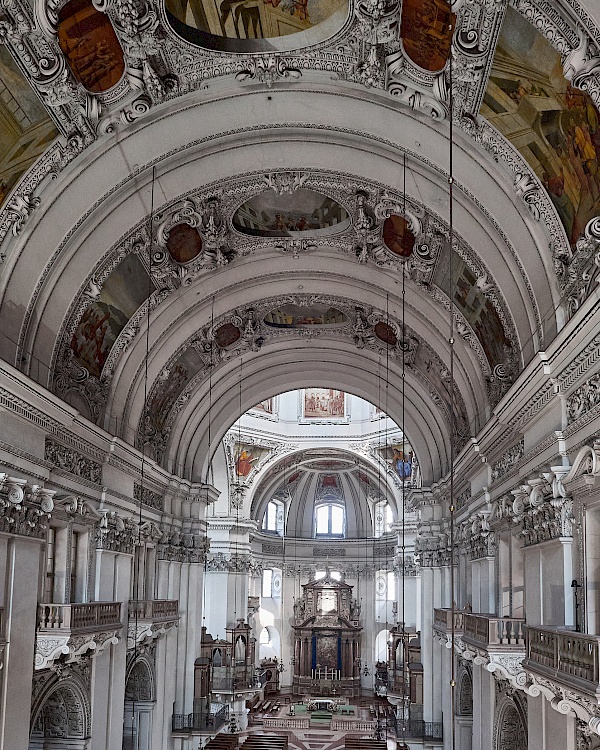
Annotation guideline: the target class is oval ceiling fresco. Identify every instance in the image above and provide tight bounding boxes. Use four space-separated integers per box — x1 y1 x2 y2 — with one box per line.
400 0 455 73
233 188 350 238
58 0 125 93
165 0 348 52
166 223 203 264
264 303 347 328
382 215 415 257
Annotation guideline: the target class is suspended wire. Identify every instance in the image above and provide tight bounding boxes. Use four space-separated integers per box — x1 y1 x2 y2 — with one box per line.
131 164 157 747
449 28 458 750
400 151 408 745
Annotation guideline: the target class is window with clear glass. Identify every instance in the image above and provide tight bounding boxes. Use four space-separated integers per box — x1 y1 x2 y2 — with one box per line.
315 503 345 537
263 500 282 534
262 568 273 598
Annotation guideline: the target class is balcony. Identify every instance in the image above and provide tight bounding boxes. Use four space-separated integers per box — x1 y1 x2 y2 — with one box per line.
211 665 257 693
524 626 600 700
460 614 526 687
35 602 122 669
127 599 179 649
172 704 229 735
433 608 464 643
462 614 525 651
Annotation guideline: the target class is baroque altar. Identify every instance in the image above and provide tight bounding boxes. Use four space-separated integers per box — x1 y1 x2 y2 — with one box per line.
292 572 362 697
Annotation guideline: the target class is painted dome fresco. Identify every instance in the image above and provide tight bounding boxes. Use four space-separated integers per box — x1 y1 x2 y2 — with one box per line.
165 0 348 51
233 189 350 237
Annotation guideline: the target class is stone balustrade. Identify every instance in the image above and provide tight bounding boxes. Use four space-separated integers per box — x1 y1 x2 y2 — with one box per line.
433 608 464 634
462 614 525 650
35 602 122 669
38 602 122 631
524 626 600 696
128 599 179 621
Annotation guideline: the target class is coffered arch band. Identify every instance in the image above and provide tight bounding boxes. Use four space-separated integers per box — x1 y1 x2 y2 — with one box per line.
162 344 454 485
3 87 555 379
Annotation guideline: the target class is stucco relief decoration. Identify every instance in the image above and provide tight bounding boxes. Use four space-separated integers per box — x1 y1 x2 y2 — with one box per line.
30 681 90 742
0 474 56 539
157 527 209 562
493 684 528 750
490 438 524 483
93 511 138 553
45 438 103 484
48 169 517 427
489 450 600 546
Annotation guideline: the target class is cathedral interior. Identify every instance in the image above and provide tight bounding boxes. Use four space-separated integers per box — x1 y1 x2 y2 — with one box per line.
1 0 600 748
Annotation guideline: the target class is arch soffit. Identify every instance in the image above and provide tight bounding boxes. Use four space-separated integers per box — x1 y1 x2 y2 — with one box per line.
5 96 552 377
173 352 452 484
30 674 91 740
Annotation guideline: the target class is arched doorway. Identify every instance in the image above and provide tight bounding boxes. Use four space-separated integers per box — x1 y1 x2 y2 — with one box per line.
30 679 90 749
456 665 473 750
495 696 527 750
123 658 155 750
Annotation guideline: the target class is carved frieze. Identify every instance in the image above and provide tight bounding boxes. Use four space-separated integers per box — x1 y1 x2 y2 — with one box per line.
45 438 102 484
133 483 163 511
490 439 524 483
568 373 600 425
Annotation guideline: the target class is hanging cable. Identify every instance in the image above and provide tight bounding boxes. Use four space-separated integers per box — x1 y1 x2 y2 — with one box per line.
400 151 408 749
448 24 458 750
130 165 157 748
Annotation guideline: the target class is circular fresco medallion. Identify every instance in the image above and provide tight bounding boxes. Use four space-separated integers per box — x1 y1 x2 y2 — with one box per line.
374 321 397 346
382 215 415 257
167 223 203 264
215 323 241 348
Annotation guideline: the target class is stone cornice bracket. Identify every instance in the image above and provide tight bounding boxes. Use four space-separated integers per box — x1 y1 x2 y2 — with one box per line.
34 629 120 670
126 620 177 650
485 653 528 691
563 29 600 107
524 675 600 736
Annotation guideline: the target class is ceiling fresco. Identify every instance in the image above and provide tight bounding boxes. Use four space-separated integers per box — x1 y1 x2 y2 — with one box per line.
0 0 599 478
481 6 600 250
165 0 347 51
264 304 348 328
0 48 58 209
69 254 154 379
232 188 350 238
399 0 455 73
57 0 126 93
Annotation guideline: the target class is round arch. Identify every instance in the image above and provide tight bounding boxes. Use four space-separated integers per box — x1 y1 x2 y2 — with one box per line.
30 676 91 749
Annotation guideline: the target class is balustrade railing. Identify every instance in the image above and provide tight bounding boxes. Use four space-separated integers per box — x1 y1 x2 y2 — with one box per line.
38 602 122 631
396 720 443 741
172 705 229 733
526 626 600 688
433 608 464 633
462 614 525 649
128 600 179 621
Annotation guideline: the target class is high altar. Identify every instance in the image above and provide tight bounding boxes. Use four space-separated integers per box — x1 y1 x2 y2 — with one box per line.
291 572 362 697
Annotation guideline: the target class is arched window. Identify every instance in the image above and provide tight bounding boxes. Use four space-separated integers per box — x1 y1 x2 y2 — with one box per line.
315 503 345 537
374 501 393 537
262 499 283 535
